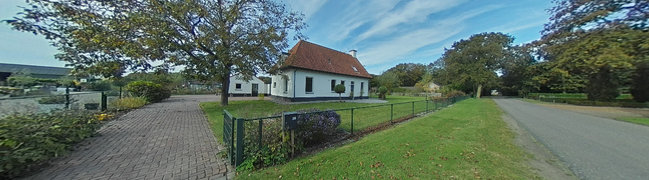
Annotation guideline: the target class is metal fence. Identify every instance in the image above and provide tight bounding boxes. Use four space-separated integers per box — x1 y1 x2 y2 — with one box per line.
223 96 469 167
0 91 119 117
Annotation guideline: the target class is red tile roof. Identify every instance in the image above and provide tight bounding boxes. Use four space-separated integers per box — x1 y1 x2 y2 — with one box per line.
280 40 372 79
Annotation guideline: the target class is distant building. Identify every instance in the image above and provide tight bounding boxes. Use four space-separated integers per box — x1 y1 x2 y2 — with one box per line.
0 63 71 82
427 82 441 92
228 76 270 96
270 40 372 101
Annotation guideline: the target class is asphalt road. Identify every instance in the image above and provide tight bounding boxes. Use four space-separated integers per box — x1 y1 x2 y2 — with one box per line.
493 98 649 180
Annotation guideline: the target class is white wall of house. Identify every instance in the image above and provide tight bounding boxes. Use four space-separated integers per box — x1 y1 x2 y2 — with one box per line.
270 69 295 97
228 76 268 95
271 68 370 99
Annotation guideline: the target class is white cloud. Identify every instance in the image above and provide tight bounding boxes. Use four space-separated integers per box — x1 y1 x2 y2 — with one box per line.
358 23 463 66
283 0 328 21
355 0 466 43
323 0 400 42
357 5 501 67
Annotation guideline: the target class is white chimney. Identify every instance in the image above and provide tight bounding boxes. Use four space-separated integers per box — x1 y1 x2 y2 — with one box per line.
348 50 357 58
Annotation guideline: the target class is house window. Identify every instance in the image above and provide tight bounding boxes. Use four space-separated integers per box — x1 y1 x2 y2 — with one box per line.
305 77 313 93
235 83 242 90
331 80 336 91
341 81 345 92
284 78 288 92
361 82 364 94
273 82 276 88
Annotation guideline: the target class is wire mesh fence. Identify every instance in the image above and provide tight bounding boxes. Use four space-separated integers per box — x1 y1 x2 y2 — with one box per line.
223 96 470 167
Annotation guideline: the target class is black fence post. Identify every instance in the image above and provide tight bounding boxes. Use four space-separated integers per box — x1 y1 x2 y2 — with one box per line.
101 92 107 111
258 120 263 151
65 87 70 109
390 104 394 122
411 101 414 116
230 117 235 165
351 108 354 135
236 118 245 166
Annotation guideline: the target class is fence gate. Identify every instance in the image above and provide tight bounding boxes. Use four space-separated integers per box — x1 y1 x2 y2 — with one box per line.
223 110 235 165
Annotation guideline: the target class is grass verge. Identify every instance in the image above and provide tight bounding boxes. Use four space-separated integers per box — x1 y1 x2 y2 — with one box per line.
200 96 426 143
616 117 649 126
239 99 538 179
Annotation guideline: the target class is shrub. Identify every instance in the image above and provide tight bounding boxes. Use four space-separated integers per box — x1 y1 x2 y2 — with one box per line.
125 81 171 103
334 84 345 101
110 97 148 110
0 111 103 179
378 86 388 99
258 93 265 100
85 81 112 91
295 109 341 147
241 119 291 171
240 109 341 171
445 90 466 98
38 95 66 104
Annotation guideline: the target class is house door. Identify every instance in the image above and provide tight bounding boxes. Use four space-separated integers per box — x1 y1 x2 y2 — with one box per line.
350 81 355 98
252 84 259 96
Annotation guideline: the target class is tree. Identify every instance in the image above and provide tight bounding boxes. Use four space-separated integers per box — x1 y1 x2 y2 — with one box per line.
437 32 514 98
384 63 427 86
334 84 345 102
6 0 306 106
375 71 400 92
547 28 640 101
378 86 388 100
535 0 649 101
257 76 272 84
543 0 648 37
631 62 649 102
499 46 536 96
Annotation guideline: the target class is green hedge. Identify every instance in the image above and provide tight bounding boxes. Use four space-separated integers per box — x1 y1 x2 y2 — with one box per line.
125 81 171 103
0 111 103 178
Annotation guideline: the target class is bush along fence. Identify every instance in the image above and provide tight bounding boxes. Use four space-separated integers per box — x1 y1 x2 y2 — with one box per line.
222 96 469 170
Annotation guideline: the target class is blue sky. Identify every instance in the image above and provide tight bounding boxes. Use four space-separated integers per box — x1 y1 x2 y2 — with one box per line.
1 0 553 74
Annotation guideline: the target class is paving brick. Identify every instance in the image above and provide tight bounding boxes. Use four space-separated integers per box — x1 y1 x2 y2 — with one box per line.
23 95 237 180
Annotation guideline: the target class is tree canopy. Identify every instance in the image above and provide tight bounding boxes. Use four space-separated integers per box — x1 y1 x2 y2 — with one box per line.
5 0 306 105
383 63 427 87
436 32 514 97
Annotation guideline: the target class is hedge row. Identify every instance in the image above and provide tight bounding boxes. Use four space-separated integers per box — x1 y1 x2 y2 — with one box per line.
0 111 105 179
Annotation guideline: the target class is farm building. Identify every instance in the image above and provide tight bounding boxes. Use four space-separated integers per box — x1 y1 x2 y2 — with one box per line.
228 76 270 96
270 40 372 102
0 63 71 83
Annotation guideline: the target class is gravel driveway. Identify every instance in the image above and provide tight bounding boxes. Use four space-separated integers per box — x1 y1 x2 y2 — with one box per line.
494 98 649 180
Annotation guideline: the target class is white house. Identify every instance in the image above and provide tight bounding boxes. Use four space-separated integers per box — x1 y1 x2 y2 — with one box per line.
228 76 269 96
270 40 372 101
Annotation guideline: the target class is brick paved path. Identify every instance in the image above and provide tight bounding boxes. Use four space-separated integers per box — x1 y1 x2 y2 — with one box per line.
25 95 237 180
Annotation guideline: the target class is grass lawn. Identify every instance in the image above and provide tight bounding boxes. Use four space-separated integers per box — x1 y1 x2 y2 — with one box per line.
200 96 427 143
239 99 537 179
616 117 649 126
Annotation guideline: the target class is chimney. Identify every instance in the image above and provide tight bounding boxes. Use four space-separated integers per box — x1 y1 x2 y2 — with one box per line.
348 50 357 58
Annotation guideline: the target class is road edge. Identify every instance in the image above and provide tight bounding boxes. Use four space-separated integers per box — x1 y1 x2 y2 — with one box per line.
500 113 577 179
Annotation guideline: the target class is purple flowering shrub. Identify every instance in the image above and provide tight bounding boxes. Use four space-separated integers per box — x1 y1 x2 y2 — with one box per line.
295 109 341 147
238 109 341 171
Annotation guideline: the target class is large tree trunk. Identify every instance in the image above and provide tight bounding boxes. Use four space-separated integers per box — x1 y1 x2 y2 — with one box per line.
220 67 232 106
476 84 483 99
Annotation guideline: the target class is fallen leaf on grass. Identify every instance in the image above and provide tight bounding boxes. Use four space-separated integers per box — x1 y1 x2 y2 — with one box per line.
371 162 384 168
